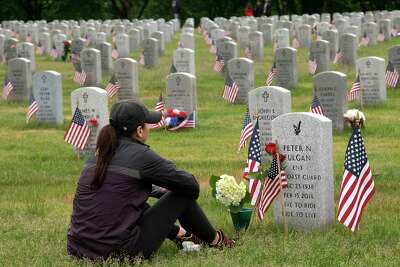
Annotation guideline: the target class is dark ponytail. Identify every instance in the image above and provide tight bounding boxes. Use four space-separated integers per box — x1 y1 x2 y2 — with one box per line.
91 124 118 190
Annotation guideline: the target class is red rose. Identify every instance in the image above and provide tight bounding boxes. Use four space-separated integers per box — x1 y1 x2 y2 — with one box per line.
179 111 187 118
265 143 277 155
63 40 71 47
167 108 174 116
89 118 99 127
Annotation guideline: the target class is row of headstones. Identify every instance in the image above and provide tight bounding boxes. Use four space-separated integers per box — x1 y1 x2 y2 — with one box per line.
0 18 181 68
222 54 388 112
205 10 400 42
201 16 400 64
6 56 198 128
1 18 180 48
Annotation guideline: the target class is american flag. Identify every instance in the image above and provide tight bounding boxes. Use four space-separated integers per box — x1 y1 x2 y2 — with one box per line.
377 32 385 42
105 74 121 97
257 157 288 220
209 40 216 54
170 63 177 74
36 44 44 55
243 119 262 205
168 111 195 131
391 28 399 37
292 37 300 49
149 93 165 129
73 62 87 86
333 49 343 64
2 75 14 99
26 93 39 123
308 55 317 75
139 52 145 65
266 62 277 86
213 54 225 72
337 127 375 232
244 45 252 59
273 40 278 52
50 46 58 59
64 107 91 150
347 74 361 101
385 61 399 88
310 95 324 115
360 34 370 47
238 107 253 151
111 48 119 59
222 75 239 103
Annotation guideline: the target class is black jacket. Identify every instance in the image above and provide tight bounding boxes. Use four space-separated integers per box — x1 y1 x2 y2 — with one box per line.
67 137 199 259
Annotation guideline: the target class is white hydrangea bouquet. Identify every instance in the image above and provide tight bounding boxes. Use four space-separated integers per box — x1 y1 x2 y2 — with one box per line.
209 174 250 213
344 109 366 129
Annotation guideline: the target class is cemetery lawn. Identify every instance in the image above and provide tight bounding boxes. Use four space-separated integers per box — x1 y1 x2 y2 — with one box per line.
1 33 400 267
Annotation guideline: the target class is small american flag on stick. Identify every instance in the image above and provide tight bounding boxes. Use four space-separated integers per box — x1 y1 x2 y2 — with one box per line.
222 75 239 103
292 37 299 49
385 61 399 88
64 107 91 150
257 157 288 220
238 107 253 151
347 74 361 101
310 95 324 115
36 44 44 55
73 62 87 86
2 75 14 99
209 40 216 54
266 62 277 86
337 126 375 232
334 49 343 64
308 55 317 75
139 52 145 65
244 45 252 59
149 93 165 129
50 46 58 59
243 119 262 206
377 32 385 42
213 54 224 72
105 74 121 97
26 94 39 123
360 34 370 47
111 48 119 59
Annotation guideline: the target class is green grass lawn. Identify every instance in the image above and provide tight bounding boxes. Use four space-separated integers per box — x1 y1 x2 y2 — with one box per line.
0 32 400 267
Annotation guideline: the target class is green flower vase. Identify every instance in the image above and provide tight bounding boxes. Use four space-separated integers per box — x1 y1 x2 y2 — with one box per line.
230 208 252 232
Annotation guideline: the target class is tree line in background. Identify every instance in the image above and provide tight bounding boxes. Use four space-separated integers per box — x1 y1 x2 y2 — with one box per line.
0 0 399 22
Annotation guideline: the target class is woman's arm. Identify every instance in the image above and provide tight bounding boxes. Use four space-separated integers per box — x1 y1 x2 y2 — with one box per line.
139 149 200 200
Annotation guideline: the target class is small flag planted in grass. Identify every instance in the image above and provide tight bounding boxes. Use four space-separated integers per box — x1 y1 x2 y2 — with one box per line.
266 62 277 86
213 54 224 72
64 107 91 150
222 75 239 103
73 62 86 86
238 107 253 151
385 61 399 88
2 75 14 99
105 74 121 97
26 94 39 123
347 73 361 101
337 126 375 232
310 95 324 115
149 93 165 129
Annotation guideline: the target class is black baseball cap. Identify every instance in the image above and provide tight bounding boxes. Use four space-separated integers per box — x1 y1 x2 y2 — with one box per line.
109 100 161 135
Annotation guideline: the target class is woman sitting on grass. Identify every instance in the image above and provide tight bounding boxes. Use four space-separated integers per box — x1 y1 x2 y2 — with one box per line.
67 100 235 261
